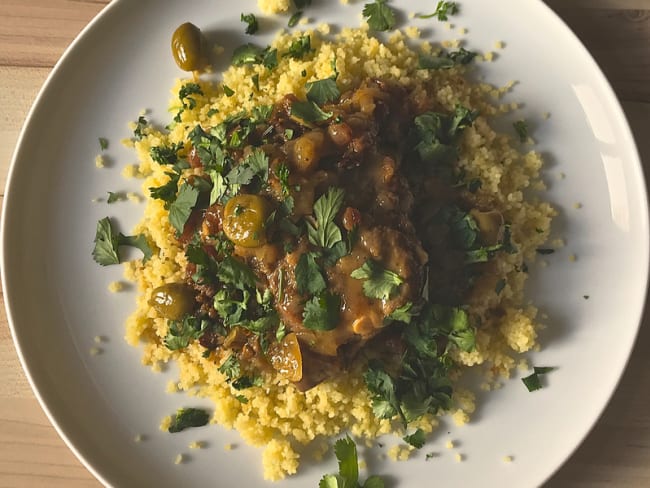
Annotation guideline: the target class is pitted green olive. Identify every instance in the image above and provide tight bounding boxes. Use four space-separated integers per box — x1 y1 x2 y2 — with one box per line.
222 194 271 248
149 283 195 320
171 22 208 72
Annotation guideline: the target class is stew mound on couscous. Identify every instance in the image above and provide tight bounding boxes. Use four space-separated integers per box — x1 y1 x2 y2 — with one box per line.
105 22 553 482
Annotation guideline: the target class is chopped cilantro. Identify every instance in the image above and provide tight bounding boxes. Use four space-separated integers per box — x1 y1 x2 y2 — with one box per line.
164 316 209 350
98 137 108 151
288 11 303 27
149 171 180 208
168 183 199 233
363 0 396 32
303 291 340 331
92 217 153 265
513 120 529 142
416 1 459 21
290 100 333 124
168 407 210 433
522 366 556 392
536 248 555 255
241 13 259 34
232 44 278 69
217 256 257 290
306 187 345 249
133 115 148 140
106 191 123 204
275 163 291 196
218 354 241 379
351 259 403 301
306 78 341 105
418 48 476 70
178 83 203 109
223 84 235 97
403 428 426 449
295 252 327 296
284 35 312 59
319 435 385 488
388 302 414 324
150 142 184 166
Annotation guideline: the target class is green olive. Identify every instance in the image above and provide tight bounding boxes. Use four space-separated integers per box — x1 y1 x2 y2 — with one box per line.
149 283 195 320
171 22 208 72
222 194 270 248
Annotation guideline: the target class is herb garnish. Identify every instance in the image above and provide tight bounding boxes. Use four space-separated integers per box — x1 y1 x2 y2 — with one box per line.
288 11 303 28
133 115 148 140
319 435 385 488
403 428 426 449
168 407 210 433
363 0 396 32
295 252 327 296
164 316 210 350
290 100 333 124
306 78 341 105
98 137 108 151
303 291 341 331
306 187 345 249
416 1 459 21
92 217 153 265
284 35 313 59
351 259 403 301
513 120 529 142
241 13 259 34
522 366 556 392
168 183 199 233
418 48 477 69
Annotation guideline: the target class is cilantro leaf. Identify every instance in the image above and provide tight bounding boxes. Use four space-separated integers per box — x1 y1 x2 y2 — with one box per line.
418 48 476 70
232 43 277 69
149 171 181 208
403 428 426 449
334 435 358 487
168 183 199 233
92 217 153 265
295 252 327 295
150 142 184 166
218 354 241 380
92 217 120 265
164 316 209 350
513 120 529 142
303 291 340 331
133 115 148 140
363 0 396 32
107 191 123 204
226 149 269 187
320 435 385 488
388 302 414 324
364 363 401 420
306 78 341 105
417 1 459 21
217 256 257 290
307 187 345 249
168 407 210 433
290 100 333 124
98 137 108 151
178 83 203 110
288 11 303 28
241 13 259 34
284 35 312 59
117 233 153 263
522 366 557 392
351 259 403 301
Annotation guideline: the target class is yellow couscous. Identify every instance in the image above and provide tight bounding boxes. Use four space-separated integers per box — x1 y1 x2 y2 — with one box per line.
118 21 554 482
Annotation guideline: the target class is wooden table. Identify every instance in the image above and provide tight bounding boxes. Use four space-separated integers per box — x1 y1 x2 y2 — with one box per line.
0 1 648 486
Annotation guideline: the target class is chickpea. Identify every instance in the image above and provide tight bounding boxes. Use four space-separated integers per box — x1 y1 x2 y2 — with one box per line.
171 22 208 72
149 283 195 320
222 194 270 247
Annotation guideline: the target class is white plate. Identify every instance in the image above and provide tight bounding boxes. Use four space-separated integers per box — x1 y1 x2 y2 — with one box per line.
2 0 648 486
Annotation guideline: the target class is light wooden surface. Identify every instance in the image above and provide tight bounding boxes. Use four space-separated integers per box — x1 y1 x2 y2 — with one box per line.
0 0 649 486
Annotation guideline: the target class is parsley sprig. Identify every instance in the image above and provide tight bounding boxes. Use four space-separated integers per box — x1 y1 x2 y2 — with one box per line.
363 0 396 32
319 435 385 488
92 217 153 265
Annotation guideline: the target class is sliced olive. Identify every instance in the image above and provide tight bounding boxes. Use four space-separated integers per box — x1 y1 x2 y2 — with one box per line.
149 283 195 320
268 332 303 382
171 22 208 72
222 194 271 248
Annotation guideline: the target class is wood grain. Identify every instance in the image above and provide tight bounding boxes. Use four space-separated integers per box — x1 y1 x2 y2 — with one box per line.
0 1 649 487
